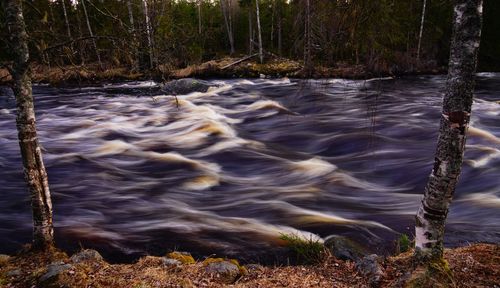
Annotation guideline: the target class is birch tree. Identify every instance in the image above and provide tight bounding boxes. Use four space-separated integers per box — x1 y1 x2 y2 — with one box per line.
5 0 54 250
417 0 427 60
60 0 72 39
81 0 102 68
415 0 483 262
255 0 263 63
220 0 235 54
142 0 154 69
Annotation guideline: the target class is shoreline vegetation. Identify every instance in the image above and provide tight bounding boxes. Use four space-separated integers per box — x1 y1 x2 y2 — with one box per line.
0 243 498 287
0 57 448 87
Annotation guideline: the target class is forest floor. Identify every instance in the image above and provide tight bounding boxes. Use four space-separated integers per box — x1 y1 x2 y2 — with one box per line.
0 56 445 87
0 243 498 288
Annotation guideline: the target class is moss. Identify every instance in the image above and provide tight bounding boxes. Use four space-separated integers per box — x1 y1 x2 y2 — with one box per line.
166 252 195 264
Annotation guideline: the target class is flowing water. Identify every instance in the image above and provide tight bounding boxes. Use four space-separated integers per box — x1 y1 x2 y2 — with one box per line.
0 75 499 262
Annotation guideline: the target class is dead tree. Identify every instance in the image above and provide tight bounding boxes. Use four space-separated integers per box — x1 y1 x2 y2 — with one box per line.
5 0 55 250
415 0 483 262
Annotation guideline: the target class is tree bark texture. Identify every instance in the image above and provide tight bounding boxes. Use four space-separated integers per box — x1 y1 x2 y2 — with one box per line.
415 0 483 261
6 0 55 250
255 0 263 63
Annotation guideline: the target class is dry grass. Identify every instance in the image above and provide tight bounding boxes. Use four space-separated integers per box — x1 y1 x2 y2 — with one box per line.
1 244 498 288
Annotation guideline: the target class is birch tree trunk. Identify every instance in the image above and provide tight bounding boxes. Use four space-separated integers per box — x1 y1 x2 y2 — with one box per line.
61 0 72 39
126 0 140 70
220 0 235 55
142 0 154 69
417 0 427 61
81 0 102 69
255 0 263 63
6 0 54 250
415 0 483 262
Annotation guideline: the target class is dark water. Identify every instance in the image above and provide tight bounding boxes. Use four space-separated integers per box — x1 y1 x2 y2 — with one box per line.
0 74 499 263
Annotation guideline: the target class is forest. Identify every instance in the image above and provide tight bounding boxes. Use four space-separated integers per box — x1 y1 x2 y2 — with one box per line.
1 0 500 79
0 0 499 287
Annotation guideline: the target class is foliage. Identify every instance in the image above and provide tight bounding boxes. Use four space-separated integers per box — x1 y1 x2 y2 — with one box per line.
279 233 326 265
0 0 499 73
396 233 412 254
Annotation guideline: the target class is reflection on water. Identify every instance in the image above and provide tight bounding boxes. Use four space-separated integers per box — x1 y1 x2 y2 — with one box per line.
0 75 499 262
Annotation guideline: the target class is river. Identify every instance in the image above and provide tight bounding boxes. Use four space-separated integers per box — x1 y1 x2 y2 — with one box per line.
0 74 499 263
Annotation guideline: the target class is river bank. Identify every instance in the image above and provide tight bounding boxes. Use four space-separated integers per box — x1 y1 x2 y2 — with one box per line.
0 57 446 87
0 243 498 288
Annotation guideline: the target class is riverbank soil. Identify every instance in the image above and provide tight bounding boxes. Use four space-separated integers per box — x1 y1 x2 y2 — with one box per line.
0 244 498 288
0 57 446 86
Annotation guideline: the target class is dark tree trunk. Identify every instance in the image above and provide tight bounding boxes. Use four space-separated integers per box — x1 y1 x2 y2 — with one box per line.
6 0 54 250
415 0 483 261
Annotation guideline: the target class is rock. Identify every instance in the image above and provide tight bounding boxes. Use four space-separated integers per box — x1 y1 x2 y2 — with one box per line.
162 78 213 95
70 249 103 263
6 269 22 277
0 254 11 265
324 235 368 261
162 257 182 266
355 254 384 287
166 251 195 264
39 262 73 283
245 264 264 273
205 260 240 284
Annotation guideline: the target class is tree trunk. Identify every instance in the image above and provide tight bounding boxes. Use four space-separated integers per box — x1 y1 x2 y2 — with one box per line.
417 0 427 61
142 0 154 69
6 0 54 250
304 0 312 73
255 0 263 63
198 0 202 35
220 0 234 55
415 0 483 261
81 0 102 69
126 0 140 70
61 0 72 39
248 8 253 55
277 0 282 56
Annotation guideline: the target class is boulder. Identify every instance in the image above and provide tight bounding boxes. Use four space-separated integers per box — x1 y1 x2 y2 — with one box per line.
162 257 182 266
162 78 213 95
70 249 103 263
355 254 384 287
324 235 368 261
205 260 240 284
39 262 73 283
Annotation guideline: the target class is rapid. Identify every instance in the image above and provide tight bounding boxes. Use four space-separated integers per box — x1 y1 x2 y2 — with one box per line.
0 74 499 262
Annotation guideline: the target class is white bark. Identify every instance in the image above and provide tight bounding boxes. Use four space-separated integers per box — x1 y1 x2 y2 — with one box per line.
256 0 263 63
417 0 427 60
142 0 154 69
415 0 483 261
81 0 102 68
